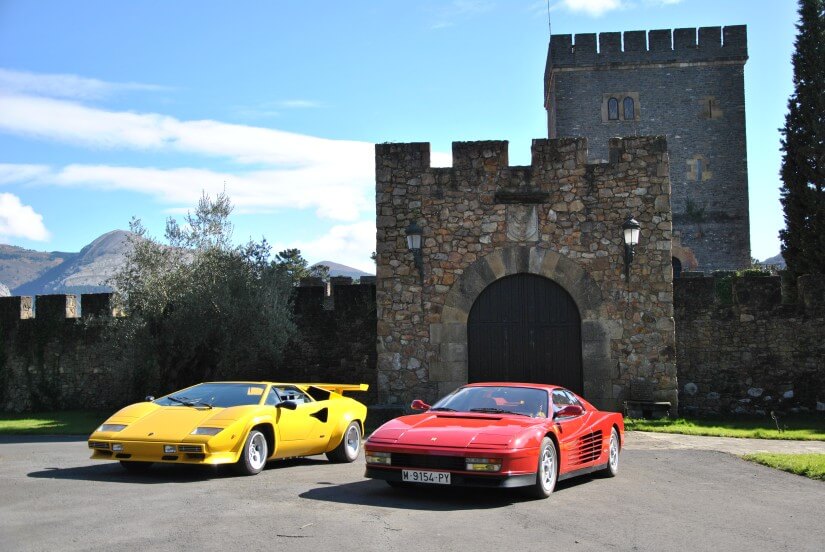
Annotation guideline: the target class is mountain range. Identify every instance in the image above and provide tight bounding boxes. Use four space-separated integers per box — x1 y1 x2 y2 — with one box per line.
0 231 373 297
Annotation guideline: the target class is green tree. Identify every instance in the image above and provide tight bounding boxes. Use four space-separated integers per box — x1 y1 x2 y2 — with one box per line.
274 248 329 285
111 192 295 391
779 0 825 275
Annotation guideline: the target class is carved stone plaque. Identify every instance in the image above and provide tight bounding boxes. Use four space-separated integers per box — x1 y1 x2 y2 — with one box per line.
506 205 538 242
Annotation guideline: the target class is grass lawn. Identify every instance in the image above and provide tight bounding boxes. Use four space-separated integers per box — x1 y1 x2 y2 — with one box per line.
625 416 825 441
0 411 108 435
742 453 825 481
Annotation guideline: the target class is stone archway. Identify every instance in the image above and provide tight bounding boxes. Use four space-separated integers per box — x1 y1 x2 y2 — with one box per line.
430 245 617 408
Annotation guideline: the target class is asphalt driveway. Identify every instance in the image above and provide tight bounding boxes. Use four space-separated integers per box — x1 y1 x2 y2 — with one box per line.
0 433 822 552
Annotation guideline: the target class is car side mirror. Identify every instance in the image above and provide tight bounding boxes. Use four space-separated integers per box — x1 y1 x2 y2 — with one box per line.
410 399 431 411
145 396 155 402
554 404 584 419
277 400 298 410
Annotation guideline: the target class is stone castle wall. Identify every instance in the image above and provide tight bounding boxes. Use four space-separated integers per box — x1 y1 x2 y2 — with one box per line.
375 137 677 412
675 274 825 415
546 26 750 272
0 282 377 413
1 275 823 415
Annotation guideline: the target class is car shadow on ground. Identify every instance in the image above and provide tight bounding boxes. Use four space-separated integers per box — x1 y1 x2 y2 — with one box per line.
26 456 330 484
299 475 594 511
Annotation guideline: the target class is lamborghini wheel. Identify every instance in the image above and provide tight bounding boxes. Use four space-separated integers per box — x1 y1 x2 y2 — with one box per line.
326 421 361 463
525 437 557 499
602 427 620 477
235 429 268 476
120 461 152 473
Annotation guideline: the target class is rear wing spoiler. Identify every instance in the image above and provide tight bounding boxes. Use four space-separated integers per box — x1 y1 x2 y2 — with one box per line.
300 383 369 395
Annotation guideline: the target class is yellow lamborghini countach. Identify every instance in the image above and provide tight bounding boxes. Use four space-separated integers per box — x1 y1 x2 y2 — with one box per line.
88 381 368 475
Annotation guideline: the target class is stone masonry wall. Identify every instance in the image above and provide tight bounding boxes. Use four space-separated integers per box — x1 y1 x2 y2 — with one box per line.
675 274 825 415
546 26 750 272
375 137 676 412
0 283 377 413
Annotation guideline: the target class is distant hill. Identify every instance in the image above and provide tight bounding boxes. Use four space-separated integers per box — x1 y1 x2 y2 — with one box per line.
0 244 72 291
760 253 786 269
0 233 373 296
7 230 136 296
312 260 373 280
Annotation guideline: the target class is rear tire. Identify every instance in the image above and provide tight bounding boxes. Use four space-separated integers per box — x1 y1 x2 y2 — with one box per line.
326 421 361 463
234 429 268 476
525 437 557 499
602 427 620 477
120 461 152 473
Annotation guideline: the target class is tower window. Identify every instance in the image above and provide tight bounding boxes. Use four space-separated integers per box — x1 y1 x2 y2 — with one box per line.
608 98 619 121
602 92 640 123
623 97 635 120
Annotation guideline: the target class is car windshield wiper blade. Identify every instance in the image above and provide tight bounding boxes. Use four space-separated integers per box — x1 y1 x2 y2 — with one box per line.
469 407 531 417
167 395 195 406
430 407 457 412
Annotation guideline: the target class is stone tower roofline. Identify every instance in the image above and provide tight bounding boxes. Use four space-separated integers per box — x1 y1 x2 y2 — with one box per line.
547 25 747 77
375 136 667 178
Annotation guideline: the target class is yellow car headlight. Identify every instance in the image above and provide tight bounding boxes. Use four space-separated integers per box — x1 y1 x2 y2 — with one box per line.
190 427 224 436
97 424 128 432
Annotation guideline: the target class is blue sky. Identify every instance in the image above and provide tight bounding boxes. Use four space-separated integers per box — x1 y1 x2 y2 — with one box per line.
0 0 799 271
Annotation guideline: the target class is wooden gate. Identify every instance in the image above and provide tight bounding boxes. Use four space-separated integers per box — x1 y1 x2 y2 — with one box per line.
467 273 583 394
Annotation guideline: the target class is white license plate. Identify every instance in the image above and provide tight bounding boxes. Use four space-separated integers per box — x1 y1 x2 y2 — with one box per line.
401 469 451 485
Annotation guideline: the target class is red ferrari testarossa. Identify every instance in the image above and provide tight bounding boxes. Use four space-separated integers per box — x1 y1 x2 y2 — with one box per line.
364 382 623 498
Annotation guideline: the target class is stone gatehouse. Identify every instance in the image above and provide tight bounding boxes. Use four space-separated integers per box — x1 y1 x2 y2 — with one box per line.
375 136 677 411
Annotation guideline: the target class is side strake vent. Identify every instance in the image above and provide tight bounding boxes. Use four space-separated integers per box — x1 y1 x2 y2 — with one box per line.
571 430 603 466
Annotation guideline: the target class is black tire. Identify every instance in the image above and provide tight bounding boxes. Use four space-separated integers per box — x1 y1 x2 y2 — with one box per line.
326 421 361 463
234 429 268 476
602 427 620 477
120 461 153 473
525 437 558 499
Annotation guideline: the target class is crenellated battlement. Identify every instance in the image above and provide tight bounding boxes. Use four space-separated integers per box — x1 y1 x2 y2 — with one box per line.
0 293 113 323
376 136 667 182
548 26 747 70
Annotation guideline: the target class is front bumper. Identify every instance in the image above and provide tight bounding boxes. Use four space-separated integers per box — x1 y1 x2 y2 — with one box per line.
363 443 539 488
88 440 236 465
365 466 537 488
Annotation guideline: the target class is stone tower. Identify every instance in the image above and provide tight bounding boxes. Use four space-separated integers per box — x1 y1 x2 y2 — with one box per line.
546 26 750 272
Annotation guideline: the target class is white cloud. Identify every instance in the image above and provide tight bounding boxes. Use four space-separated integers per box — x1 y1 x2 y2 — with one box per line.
429 0 495 30
550 0 680 16
0 163 50 184
0 68 168 100
277 99 323 109
0 93 371 166
286 221 377 274
0 193 50 241
552 0 624 17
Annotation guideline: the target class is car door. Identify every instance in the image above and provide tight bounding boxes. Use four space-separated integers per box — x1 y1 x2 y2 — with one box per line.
269 386 328 456
552 389 596 473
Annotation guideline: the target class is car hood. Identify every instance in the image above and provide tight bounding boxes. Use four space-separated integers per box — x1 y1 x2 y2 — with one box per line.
369 412 544 449
95 402 255 442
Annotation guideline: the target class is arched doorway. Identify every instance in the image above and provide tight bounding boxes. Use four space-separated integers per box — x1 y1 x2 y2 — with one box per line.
672 257 682 278
467 273 583 394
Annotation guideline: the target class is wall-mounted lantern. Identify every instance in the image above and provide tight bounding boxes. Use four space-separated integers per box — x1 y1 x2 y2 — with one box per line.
405 221 424 280
622 217 641 282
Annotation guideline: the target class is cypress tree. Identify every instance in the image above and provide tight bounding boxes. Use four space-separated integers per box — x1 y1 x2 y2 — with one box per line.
779 0 825 275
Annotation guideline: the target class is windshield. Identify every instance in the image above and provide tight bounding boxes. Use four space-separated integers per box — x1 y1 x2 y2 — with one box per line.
431 386 549 418
154 383 266 408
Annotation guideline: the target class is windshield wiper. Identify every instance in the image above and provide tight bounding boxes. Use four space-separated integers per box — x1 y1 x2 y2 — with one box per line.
469 407 531 417
430 407 457 412
168 395 196 407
